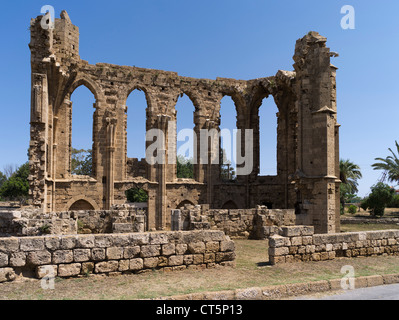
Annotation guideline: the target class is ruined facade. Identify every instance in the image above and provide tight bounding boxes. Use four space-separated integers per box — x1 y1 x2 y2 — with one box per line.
28 11 340 234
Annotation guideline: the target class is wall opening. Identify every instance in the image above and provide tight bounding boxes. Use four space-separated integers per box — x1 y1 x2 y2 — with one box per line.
219 96 237 181
259 97 278 176
175 94 195 179
126 89 148 178
126 89 147 160
70 85 95 177
125 187 149 205
176 200 195 209
69 199 95 211
222 200 238 209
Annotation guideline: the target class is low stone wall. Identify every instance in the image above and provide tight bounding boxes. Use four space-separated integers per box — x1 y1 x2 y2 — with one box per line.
177 205 296 239
269 226 399 264
0 230 235 282
341 217 399 225
0 209 77 237
0 205 147 237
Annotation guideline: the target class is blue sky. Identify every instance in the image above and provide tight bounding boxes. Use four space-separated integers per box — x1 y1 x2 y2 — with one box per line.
0 0 398 197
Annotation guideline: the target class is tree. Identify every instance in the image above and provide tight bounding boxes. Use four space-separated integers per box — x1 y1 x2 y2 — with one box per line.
176 155 194 179
71 149 92 176
339 159 362 212
220 148 236 181
0 162 30 204
372 141 399 184
361 182 394 217
0 171 6 188
340 159 362 194
126 188 148 203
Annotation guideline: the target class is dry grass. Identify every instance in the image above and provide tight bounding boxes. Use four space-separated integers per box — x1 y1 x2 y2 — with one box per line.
1 239 399 300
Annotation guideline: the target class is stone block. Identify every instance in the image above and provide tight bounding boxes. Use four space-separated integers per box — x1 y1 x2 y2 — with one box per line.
0 238 19 253
285 283 310 296
269 235 286 248
45 237 61 251
27 250 52 266
188 242 205 254
261 285 288 300
60 236 76 250
58 263 82 277
129 233 149 246
123 246 140 259
95 261 119 273
94 235 114 248
235 287 262 300
204 253 215 263
193 254 204 265
0 268 16 283
216 252 235 263
203 290 235 300
365 275 384 287
220 241 235 252
118 260 130 272
149 233 169 245
309 280 330 293
81 262 94 275
382 274 399 285
106 247 124 260
176 244 188 255
291 237 302 246
140 245 161 258
205 241 219 252
129 258 143 271
91 248 105 261
9 252 26 267
0 252 8 267
76 235 95 248
162 243 175 256
183 255 194 265
52 250 73 264
73 249 91 262
168 255 184 266
144 257 159 269
20 238 45 251
269 247 289 256
36 265 57 279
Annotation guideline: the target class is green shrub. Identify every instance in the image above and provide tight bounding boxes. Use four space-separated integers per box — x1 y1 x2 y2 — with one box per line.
364 183 395 217
126 188 148 203
389 194 399 208
348 205 357 214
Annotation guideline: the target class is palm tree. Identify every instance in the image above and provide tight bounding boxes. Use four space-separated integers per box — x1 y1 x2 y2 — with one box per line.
372 141 399 184
340 159 362 194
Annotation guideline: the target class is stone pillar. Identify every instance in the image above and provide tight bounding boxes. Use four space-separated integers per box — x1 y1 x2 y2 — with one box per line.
105 111 117 210
171 209 182 231
292 32 340 234
156 115 170 230
29 73 49 209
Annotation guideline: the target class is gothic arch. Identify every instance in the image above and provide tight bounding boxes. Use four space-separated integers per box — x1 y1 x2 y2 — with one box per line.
65 196 100 211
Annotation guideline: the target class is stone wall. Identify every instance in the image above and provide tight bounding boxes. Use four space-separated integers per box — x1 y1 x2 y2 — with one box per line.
175 205 296 239
28 11 340 234
0 230 235 282
269 226 399 264
0 208 77 237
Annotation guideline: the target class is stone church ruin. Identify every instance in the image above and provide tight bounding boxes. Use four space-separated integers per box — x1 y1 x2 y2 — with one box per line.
28 10 341 235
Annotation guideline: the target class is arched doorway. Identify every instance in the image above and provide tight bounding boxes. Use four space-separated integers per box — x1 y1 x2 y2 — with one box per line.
69 199 95 211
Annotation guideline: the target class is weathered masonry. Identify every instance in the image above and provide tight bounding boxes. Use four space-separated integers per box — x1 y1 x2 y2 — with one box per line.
28 11 341 234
